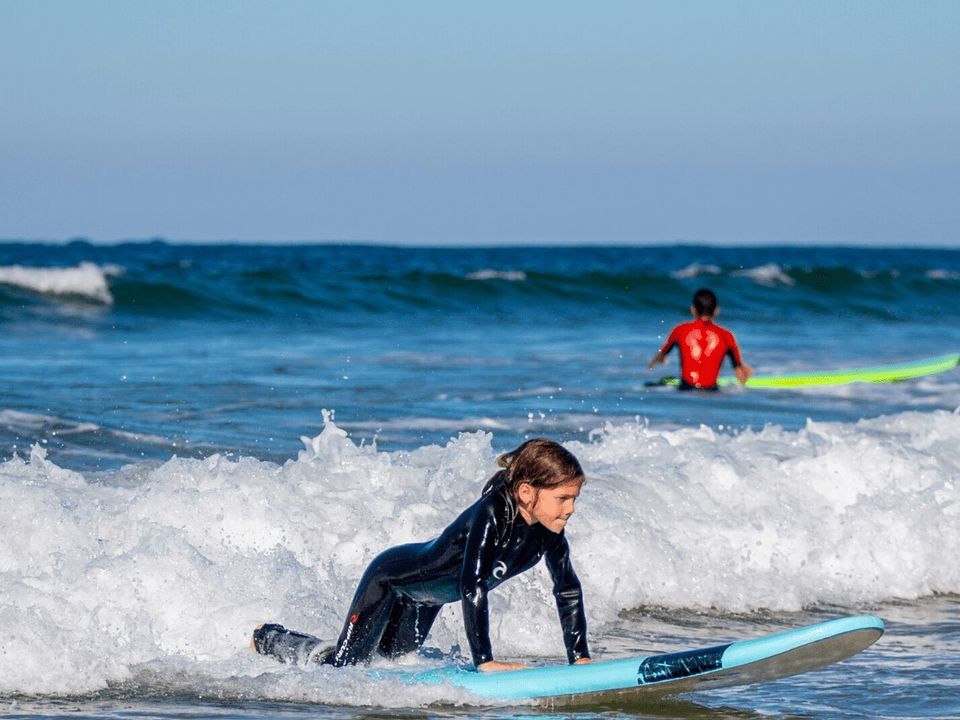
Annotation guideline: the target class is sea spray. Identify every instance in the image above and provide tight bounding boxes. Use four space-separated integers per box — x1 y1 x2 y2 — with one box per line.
570 410 960 613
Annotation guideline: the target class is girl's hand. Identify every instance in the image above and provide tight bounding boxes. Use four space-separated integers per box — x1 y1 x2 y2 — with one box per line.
477 660 530 672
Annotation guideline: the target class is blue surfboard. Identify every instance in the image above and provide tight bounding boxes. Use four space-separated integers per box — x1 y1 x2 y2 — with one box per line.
388 615 884 703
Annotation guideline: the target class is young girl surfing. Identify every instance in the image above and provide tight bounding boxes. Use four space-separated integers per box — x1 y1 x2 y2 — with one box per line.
253 438 592 672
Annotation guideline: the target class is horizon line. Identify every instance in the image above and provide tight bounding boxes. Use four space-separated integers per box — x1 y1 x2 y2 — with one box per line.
1 236 958 251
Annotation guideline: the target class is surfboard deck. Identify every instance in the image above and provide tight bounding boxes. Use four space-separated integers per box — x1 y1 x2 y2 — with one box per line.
384 615 884 704
646 352 959 389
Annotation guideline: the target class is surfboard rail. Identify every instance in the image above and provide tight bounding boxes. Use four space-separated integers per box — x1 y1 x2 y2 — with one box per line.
398 615 885 703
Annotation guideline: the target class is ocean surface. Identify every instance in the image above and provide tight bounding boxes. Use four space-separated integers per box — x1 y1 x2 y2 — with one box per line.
1 241 958 719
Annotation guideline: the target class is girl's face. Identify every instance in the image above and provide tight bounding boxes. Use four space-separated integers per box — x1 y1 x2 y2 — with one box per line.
516 480 583 533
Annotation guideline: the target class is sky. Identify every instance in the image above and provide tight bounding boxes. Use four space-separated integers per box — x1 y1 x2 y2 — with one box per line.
1 1 958 246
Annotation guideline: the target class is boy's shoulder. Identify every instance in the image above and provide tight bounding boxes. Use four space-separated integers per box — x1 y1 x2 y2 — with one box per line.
711 319 737 334
673 317 737 336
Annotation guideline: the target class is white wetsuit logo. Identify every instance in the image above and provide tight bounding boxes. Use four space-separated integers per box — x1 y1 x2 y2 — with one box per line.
492 561 508 580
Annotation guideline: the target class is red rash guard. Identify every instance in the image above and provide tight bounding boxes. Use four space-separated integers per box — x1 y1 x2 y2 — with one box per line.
659 318 744 389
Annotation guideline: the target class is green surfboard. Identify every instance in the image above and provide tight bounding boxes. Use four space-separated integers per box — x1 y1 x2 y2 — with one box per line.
649 352 960 389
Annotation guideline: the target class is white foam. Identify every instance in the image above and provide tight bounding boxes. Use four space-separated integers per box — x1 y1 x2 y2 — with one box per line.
466 269 527 281
0 262 115 303
926 269 960 281
1 409 958 696
731 263 796 287
347 415 513 433
670 263 722 280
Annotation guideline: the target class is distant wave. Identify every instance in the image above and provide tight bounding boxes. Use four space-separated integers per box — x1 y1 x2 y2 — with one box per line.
466 268 527 281
0 262 117 304
0 244 956 322
670 263 722 279
927 269 960 280
97 267 678 318
731 263 796 287
0 261 118 303
5 263 955 321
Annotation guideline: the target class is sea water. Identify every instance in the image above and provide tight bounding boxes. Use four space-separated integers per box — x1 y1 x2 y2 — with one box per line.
1 242 958 719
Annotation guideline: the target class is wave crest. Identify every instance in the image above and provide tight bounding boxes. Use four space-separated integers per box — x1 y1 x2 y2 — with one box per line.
0 262 115 303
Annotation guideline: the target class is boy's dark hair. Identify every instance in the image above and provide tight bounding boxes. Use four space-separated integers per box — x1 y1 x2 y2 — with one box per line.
692 288 718 317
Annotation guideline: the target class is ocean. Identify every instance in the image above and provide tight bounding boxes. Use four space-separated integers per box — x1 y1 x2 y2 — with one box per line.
1 241 958 719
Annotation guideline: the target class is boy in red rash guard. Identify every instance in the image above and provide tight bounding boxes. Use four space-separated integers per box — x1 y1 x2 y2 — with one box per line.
648 288 753 390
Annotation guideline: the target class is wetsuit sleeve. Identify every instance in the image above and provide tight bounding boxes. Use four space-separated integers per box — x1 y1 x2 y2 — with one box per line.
544 532 590 663
658 325 680 356
724 329 744 368
458 495 501 666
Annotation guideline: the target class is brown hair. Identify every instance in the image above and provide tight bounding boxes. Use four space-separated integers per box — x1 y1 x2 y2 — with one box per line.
482 438 585 498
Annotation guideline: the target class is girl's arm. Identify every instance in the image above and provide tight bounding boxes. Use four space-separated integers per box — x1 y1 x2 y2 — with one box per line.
458 496 502 667
544 533 590 663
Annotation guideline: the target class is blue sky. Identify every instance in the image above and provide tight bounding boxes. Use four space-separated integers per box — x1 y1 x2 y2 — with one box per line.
1 1 957 245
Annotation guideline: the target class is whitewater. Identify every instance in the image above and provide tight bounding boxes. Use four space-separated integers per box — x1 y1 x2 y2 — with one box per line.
2 408 957 699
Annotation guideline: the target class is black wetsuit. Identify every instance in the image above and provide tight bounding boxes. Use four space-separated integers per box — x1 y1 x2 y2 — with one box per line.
254 480 589 668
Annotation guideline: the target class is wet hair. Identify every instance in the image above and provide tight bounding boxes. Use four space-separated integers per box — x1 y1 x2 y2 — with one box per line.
692 288 718 317
482 438 585 498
